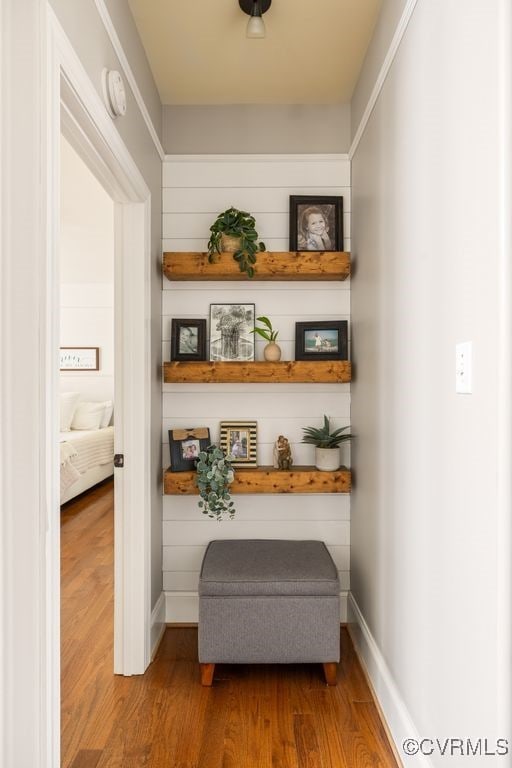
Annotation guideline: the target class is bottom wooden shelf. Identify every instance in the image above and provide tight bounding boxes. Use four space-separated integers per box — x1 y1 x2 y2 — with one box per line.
163 466 351 495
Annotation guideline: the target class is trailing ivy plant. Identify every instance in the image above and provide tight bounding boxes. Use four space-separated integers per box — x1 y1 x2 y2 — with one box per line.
207 206 265 278
196 445 236 520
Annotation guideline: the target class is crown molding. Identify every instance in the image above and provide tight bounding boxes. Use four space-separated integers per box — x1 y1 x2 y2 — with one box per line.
94 0 165 161
349 0 419 160
163 153 350 163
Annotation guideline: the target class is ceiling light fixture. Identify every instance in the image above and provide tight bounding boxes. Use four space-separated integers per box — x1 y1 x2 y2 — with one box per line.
239 0 271 39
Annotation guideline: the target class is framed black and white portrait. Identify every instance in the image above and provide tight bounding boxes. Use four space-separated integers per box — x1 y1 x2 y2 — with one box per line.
209 303 255 362
289 195 344 252
171 319 207 361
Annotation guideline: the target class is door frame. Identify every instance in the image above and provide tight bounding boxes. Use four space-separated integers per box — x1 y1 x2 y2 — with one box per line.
46 6 153 762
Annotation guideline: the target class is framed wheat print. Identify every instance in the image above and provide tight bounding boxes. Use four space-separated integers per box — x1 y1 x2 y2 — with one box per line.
209 303 255 362
220 421 257 467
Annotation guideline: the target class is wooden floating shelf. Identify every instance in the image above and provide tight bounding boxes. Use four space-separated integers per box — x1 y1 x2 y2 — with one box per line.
164 466 351 495
163 251 350 281
163 360 351 384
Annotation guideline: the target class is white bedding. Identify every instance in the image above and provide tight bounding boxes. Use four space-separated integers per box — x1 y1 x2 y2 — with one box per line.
60 427 114 496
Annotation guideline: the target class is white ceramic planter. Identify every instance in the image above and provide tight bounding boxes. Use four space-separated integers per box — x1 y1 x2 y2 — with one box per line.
264 342 282 361
315 447 340 471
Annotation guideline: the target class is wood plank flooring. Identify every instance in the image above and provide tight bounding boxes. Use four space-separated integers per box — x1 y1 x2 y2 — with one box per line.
61 480 399 768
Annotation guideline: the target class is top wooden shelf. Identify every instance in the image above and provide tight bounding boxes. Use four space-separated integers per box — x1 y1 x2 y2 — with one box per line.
163 251 351 281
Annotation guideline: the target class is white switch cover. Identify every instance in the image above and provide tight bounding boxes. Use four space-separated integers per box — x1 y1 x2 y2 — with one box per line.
456 342 472 394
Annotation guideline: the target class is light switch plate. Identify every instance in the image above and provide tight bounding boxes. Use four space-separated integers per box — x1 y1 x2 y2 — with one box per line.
456 342 472 394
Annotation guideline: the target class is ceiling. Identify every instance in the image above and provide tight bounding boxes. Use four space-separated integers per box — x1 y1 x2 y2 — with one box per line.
127 0 382 105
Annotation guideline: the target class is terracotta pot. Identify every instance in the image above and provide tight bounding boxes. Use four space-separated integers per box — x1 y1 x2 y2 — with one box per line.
264 342 282 361
315 447 340 471
221 234 242 252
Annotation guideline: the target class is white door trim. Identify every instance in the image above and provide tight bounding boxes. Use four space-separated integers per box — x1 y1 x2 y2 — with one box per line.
48 6 152 676
41 8 153 766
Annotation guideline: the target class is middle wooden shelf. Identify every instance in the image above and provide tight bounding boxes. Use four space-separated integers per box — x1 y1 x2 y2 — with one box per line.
164 466 352 495
163 359 351 384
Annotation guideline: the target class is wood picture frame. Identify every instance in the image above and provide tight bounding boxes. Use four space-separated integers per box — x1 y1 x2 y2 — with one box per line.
220 421 258 467
171 319 207 361
59 347 99 371
289 195 343 252
168 427 211 472
295 321 348 361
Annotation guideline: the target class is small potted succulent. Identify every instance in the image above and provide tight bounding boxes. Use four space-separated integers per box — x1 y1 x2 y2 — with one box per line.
301 415 352 471
207 206 265 278
196 445 236 520
250 315 281 361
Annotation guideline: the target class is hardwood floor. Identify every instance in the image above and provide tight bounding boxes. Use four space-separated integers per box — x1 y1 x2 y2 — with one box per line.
61 481 399 768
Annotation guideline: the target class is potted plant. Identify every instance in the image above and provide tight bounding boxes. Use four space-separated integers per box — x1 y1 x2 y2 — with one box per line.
207 207 265 278
196 445 236 520
250 315 281 361
301 415 352 471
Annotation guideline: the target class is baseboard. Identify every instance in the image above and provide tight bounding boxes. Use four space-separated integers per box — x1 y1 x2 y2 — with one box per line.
165 591 349 623
150 592 166 660
347 594 433 768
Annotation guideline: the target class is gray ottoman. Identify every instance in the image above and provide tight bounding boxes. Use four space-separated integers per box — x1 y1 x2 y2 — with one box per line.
198 539 340 686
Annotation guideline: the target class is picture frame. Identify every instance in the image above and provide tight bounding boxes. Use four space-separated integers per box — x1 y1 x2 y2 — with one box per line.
289 195 344 252
168 427 211 472
295 321 348 361
220 421 258 467
209 303 255 362
59 347 99 371
171 319 207 361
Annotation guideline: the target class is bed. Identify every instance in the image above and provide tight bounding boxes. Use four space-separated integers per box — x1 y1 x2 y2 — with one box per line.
59 394 115 504
60 426 115 504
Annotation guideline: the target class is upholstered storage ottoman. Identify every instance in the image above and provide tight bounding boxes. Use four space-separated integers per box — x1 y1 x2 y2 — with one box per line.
198 539 340 686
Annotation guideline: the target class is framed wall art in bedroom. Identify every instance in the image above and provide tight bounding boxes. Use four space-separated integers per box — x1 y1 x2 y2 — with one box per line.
59 347 99 371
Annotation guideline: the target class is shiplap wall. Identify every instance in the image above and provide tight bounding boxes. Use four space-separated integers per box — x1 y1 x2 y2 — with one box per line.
162 154 351 622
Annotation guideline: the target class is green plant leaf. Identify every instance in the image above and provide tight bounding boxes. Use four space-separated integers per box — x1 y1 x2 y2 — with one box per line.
250 327 271 341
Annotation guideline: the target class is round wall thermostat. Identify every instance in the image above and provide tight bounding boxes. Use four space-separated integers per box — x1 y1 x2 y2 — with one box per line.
102 69 127 118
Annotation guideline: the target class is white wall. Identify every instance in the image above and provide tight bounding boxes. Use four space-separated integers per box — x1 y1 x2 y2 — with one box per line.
162 154 351 622
163 105 352 155
60 137 114 404
350 0 511 764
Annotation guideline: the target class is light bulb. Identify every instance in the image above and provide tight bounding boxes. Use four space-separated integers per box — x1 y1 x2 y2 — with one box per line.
246 15 265 38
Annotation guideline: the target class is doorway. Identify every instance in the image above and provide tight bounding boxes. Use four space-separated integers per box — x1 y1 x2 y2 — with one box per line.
59 136 116 762
45 12 154 764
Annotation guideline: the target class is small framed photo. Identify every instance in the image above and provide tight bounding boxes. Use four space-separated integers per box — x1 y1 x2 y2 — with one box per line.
168 427 210 472
295 321 348 361
60 347 99 371
171 319 207 361
209 304 255 362
289 195 343 252
220 421 257 467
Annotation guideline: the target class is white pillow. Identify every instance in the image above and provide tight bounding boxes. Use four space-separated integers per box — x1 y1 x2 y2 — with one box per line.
100 400 114 428
71 401 105 431
60 392 80 432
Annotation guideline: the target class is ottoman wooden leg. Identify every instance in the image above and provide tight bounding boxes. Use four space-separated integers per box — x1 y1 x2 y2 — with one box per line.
323 662 337 686
200 663 215 686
